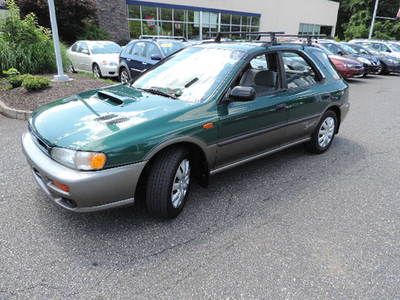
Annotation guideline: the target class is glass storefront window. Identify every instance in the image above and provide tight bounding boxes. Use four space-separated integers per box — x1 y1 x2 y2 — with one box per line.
221 14 231 25
231 15 241 25
142 6 157 20
174 9 185 22
128 5 140 19
252 17 260 27
161 22 172 35
127 4 260 40
160 8 172 21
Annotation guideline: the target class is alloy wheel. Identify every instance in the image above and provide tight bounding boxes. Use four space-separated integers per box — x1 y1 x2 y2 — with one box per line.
318 117 335 148
171 159 190 208
120 69 130 84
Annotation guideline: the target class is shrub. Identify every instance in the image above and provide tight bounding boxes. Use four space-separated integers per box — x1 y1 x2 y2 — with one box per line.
3 68 20 77
7 74 28 88
0 0 68 74
16 0 97 43
22 75 50 91
78 19 110 40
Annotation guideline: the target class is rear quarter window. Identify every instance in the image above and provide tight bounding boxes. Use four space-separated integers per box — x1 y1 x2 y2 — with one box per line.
309 48 341 80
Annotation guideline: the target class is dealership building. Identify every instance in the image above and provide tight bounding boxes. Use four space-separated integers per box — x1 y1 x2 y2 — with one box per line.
96 0 340 42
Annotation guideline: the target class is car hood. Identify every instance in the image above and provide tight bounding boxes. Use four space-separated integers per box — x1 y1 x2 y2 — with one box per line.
329 55 361 65
92 53 120 63
29 84 192 150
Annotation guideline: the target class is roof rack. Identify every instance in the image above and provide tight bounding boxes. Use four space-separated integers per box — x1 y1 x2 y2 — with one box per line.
139 35 188 42
214 31 285 45
213 32 328 46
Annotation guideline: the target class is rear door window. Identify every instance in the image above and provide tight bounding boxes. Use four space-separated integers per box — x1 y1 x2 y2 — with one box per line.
131 42 146 57
281 52 318 89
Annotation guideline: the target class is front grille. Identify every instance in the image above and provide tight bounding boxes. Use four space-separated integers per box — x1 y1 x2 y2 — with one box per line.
28 125 52 155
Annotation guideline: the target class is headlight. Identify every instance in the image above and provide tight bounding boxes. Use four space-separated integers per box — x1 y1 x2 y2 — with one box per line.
102 61 118 66
51 147 107 170
357 57 371 65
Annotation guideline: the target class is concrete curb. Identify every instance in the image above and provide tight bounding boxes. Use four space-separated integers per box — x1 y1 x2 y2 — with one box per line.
0 99 31 120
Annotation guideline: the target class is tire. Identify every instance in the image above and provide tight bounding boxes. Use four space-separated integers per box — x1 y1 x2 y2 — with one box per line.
67 60 77 73
119 67 131 84
378 65 389 75
146 147 192 218
92 63 102 79
305 110 338 154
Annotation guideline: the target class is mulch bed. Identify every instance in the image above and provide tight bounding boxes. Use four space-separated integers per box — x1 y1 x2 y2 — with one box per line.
0 73 116 111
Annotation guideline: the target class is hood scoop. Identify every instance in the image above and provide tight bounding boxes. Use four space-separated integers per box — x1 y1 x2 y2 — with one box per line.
97 90 134 105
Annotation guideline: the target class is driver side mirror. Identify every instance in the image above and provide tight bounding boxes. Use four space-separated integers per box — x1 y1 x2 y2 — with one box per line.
228 86 256 102
386 49 392 53
337 50 344 56
150 54 162 61
81 49 89 55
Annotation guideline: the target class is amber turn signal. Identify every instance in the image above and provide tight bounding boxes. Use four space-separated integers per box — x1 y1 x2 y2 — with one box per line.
52 180 70 193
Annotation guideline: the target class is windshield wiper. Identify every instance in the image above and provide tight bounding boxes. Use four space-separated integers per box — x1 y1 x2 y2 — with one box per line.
139 88 177 99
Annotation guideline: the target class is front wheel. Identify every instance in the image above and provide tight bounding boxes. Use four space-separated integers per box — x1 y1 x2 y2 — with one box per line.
92 63 102 79
145 147 192 218
305 110 338 154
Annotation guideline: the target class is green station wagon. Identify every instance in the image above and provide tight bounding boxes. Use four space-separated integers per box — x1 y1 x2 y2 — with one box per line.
22 38 350 218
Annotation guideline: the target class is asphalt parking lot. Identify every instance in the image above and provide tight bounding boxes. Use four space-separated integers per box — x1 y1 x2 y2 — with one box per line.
1 75 400 299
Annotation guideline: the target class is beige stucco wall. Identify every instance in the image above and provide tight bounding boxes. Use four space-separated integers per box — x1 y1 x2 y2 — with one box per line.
138 0 339 35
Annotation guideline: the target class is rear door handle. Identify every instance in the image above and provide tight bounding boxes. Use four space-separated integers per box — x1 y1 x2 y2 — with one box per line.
275 103 288 111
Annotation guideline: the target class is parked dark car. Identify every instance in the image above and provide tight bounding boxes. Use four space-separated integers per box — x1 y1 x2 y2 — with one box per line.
118 36 188 83
317 40 381 76
345 42 400 75
22 39 349 218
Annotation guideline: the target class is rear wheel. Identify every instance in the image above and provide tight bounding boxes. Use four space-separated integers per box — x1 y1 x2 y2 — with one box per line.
92 63 102 79
145 147 191 218
306 110 338 154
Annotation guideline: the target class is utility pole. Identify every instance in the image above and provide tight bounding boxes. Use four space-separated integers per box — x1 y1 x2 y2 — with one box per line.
47 0 71 81
369 0 380 39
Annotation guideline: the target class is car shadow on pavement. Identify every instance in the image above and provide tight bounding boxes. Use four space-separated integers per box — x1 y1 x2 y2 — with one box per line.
35 136 367 268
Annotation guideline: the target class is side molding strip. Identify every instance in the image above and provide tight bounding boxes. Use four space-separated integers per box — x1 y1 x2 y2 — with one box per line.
210 137 311 175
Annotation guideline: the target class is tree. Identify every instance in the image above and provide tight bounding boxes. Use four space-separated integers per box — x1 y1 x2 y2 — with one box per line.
335 0 400 40
16 0 97 43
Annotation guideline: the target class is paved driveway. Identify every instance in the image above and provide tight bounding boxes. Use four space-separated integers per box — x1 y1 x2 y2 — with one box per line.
1 75 400 299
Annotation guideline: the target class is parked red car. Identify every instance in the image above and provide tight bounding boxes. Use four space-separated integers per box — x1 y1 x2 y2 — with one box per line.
313 44 365 78
329 55 365 78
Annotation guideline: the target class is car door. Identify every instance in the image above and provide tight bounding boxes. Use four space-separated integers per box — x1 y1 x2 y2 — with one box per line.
215 52 290 167
78 42 92 72
280 50 327 142
127 41 148 77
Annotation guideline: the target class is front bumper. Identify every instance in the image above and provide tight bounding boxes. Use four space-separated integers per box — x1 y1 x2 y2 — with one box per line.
385 64 400 73
365 64 382 74
99 64 118 77
22 131 147 212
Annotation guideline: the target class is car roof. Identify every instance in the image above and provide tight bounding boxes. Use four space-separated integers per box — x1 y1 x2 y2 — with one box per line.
194 41 311 53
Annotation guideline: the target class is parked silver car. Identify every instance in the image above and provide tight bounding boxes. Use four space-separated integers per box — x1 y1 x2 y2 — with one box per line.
67 40 122 78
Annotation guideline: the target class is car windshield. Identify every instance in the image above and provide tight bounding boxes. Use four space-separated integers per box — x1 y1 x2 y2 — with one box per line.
159 41 185 56
340 43 358 54
389 43 400 52
90 42 122 54
321 43 348 55
348 44 371 55
132 46 245 103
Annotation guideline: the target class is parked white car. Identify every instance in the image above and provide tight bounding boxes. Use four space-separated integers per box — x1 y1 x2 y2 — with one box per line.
67 41 122 78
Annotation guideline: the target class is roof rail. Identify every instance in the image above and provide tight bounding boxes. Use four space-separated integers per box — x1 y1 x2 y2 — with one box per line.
275 34 327 45
139 35 188 42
